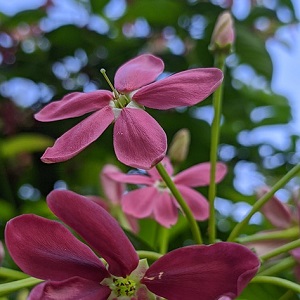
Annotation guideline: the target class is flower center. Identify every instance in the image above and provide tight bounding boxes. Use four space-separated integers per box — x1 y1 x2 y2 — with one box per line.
111 277 136 297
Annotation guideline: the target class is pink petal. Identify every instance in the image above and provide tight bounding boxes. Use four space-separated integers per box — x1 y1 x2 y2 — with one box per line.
34 91 113 121
100 164 125 204
257 186 292 229
114 108 167 169
153 191 178 227
5 215 107 281
41 106 114 163
114 54 164 93
142 243 260 300
122 187 157 218
87 196 109 211
133 68 223 109
174 162 227 187
147 156 174 180
28 277 110 300
47 190 139 277
246 238 288 257
176 185 209 221
106 170 154 185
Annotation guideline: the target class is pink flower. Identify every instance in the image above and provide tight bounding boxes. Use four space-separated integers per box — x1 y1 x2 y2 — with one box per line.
5 190 259 299
35 54 223 169
106 157 227 227
89 164 139 233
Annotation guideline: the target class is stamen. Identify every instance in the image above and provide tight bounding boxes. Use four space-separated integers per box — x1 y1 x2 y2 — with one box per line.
100 68 119 98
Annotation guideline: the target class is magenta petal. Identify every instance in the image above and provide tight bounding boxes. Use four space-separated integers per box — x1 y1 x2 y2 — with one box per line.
133 68 223 109
122 187 157 218
100 164 125 204
153 192 178 227
5 215 107 281
114 108 167 169
106 170 154 185
34 91 113 121
174 162 227 187
28 277 110 300
257 187 292 229
142 243 260 300
41 106 114 163
114 54 164 93
47 190 139 277
177 185 209 221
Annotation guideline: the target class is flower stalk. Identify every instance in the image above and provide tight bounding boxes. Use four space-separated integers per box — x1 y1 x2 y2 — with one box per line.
227 163 300 242
155 162 203 244
208 53 226 243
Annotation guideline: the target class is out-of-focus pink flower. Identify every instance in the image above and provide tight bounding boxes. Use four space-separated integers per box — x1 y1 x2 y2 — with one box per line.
5 189 259 299
89 164 139 233
0 241 4 265
35 54 223 169
107 157 227 227
245 186 300 281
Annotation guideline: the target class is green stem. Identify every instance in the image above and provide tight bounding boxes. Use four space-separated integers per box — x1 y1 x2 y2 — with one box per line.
158 226 169 254
156 162 202 244
260 239 300 262
236 227 299 243
0 268 29 280
259 256 296 276
208 53 226 244
137 250 163 261
251 276 300 294
279 290 295 300
227 163 300 242
0 277 43 296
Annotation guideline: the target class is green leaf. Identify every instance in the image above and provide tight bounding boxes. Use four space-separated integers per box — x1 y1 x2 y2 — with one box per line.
235 25 273 78
0 133 53 159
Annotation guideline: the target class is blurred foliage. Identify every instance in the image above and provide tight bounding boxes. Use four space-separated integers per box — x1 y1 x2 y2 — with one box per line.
0 0 299 296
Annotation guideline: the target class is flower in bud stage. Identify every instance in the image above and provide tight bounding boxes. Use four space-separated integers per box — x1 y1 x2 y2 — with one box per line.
209 11 235 54
168 128 190 164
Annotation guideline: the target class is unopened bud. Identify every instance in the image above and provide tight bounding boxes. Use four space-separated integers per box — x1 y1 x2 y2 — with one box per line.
168 128 190 163
209 11 235 54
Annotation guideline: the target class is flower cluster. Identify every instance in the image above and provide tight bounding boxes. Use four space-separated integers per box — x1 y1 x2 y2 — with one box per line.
5 190 260 299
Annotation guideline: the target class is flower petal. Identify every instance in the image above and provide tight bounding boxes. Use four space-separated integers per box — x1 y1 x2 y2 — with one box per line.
114 54 164 93
47 190 139 277
101 164 125 204
5 215 107 281
34 91 113 121
122 187 157 218
176 185 209 221
133 68 223 109
106 170 154 185
257 186 292 229
174 162 227 187
153 191 178 227
28 277 110 300
41 106 114 163
147 156 174 180
142 242 260 300
114 108 167 169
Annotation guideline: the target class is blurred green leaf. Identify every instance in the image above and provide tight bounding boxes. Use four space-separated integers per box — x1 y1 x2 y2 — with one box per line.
0 133 53 159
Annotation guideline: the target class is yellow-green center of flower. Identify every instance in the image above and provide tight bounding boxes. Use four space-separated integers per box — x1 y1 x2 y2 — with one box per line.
110 277 136 297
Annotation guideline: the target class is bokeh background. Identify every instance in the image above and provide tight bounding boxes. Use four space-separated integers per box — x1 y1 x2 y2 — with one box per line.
0 1 300 296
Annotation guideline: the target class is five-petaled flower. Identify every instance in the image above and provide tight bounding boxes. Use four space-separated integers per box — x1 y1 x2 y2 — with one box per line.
106 157 227 227
5 189 259 300
35 54 223 169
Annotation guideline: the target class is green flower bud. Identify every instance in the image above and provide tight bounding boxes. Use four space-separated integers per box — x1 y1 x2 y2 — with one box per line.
168 128 190 163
